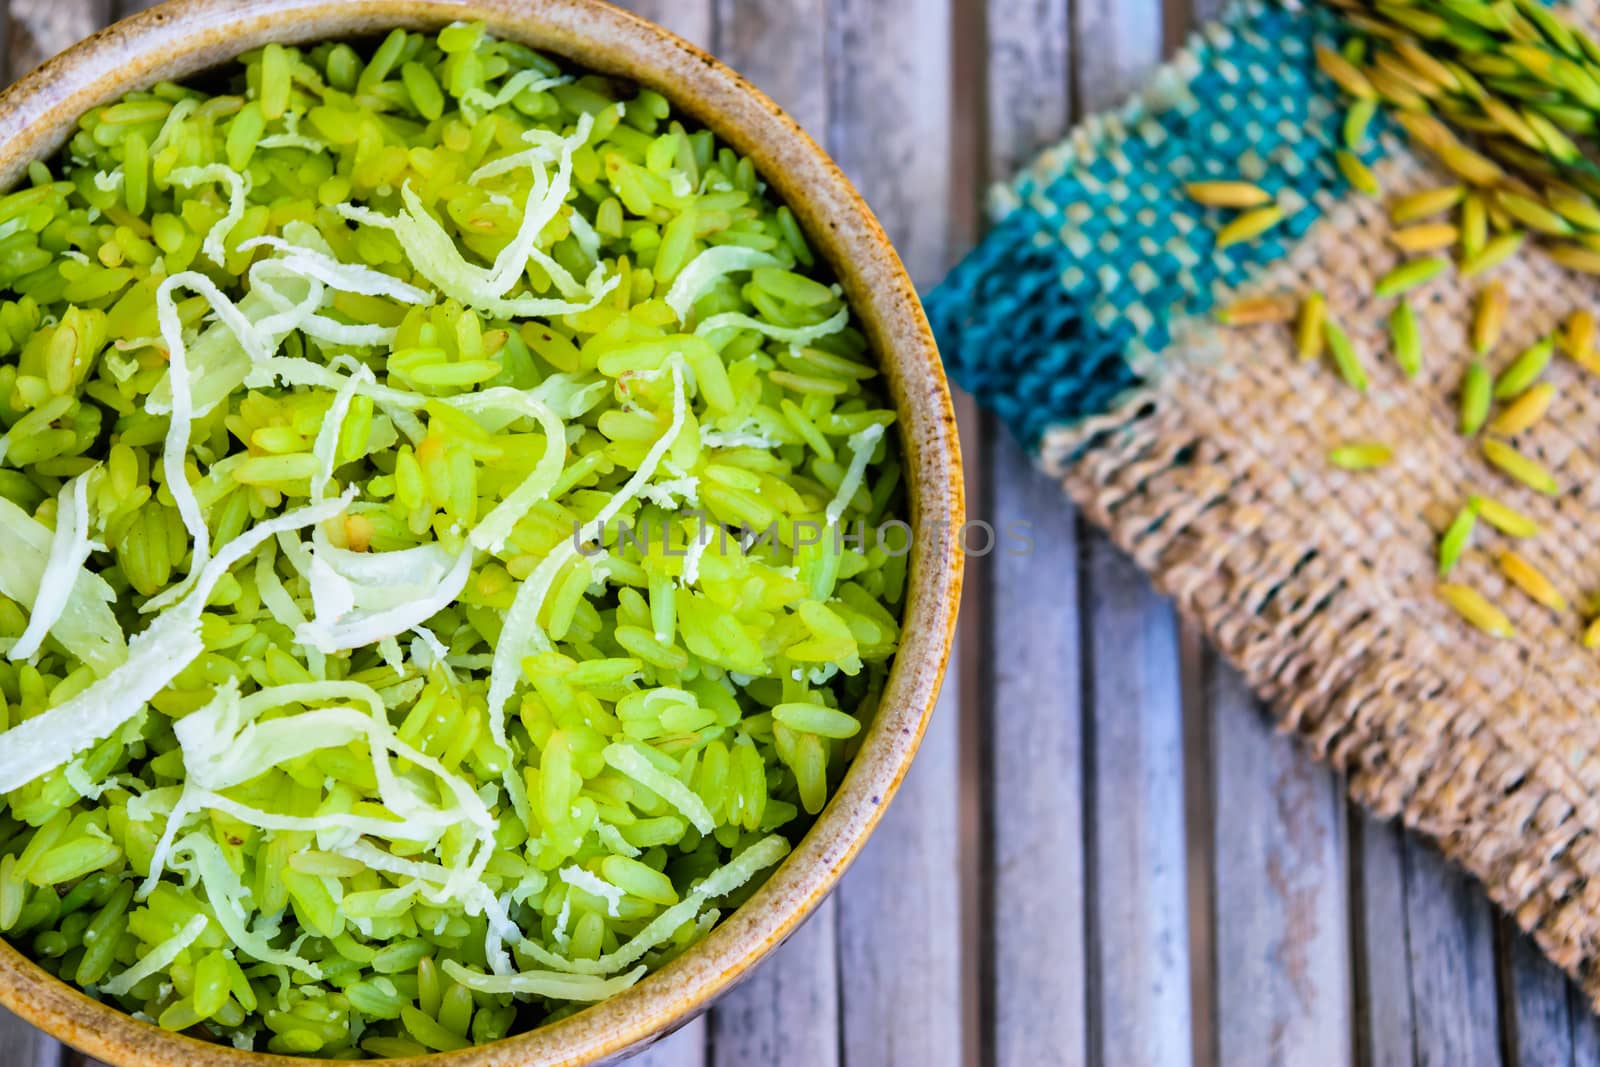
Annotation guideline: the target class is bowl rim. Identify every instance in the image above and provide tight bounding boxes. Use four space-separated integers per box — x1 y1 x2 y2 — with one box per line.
0 2 965 1064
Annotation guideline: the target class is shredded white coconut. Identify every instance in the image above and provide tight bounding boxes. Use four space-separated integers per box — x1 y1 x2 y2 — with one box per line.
169 165 251 265
101 914 209 996
559 866 626 918
826 423 886 526
8 471 104 663
695 307 850 346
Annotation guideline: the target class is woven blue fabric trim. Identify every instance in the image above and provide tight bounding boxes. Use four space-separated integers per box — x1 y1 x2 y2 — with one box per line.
924 1 1387 450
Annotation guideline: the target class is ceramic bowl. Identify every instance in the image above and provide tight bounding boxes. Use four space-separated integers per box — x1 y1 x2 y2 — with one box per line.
0 1 964 1063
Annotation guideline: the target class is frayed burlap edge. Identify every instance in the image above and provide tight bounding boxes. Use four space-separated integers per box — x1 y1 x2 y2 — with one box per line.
1037 144 1600 1003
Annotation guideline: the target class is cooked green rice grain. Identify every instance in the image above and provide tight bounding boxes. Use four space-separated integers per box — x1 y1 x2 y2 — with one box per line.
772 701 863 739
400 61 445 122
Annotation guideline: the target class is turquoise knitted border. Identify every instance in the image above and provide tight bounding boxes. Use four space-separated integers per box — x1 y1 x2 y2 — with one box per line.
924 1 1386 449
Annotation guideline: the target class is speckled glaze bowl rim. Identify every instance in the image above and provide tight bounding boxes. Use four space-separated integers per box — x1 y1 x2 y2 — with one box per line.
0 1 964 1063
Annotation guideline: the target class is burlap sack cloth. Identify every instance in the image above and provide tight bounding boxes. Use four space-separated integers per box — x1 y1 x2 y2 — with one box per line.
928 1 1600 1005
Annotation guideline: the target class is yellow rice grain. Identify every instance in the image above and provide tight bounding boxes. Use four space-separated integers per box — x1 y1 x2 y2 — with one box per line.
1482 438 1559 495
1389 222 1459 253
1486 383 1555 436
1215 205 1285 248
1470 495 1540 539
1498 549 1566 612
1472 281 1506 355
1215 295 1295 326
1437 583 1515 637
1563 309 1596 364
1296 292 1326 361
1185 181 1273 208
1389 185 1464 225
1584 616 1600 650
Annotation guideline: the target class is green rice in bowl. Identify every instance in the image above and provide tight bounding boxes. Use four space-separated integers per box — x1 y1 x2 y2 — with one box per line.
0 22 906 1058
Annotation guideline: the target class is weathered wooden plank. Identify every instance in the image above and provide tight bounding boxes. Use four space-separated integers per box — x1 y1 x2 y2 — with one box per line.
62 1051 113 1067
1501 920 1574 1067
979 3 1084 1065
987 432 1088 1067
616 0 713 50
1208 663 1350 1067
1164 0 1348 1056
1193 0 1522 1058
0 1008 60 1067
1572 982 1600 1067
700 3 837 1060
709 898 839 1067
1166 2 1525 1065
1067 3 1192 1066
1074 0 1167 106
1185 0 1230 31
985 0 1071 178
1084 534 1192 1067
624 1017 706 1067
824 0 952 289
7 0 106 77
825 0 961 1062
712 0 825 136
1351 815 1418 1067
833 670 962 1067
1352 813 1502 1067
1404 841 1501 1065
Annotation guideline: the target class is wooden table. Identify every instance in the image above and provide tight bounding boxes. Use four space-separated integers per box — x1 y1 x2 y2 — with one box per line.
4 0 1600 1064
